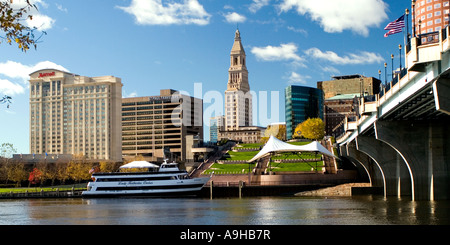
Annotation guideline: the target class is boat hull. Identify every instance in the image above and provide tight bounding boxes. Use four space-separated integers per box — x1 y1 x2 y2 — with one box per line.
81 177 210 198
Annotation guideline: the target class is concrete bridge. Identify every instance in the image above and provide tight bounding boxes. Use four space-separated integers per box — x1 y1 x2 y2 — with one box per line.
337 28 450 201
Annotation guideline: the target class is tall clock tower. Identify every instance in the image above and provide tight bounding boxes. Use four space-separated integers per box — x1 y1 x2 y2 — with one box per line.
225 29 252 130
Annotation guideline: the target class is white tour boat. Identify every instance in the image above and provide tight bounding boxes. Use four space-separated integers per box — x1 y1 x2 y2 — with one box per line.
82 160 211 197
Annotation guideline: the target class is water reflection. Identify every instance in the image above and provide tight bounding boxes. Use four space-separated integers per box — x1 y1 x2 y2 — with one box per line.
0 196 448 225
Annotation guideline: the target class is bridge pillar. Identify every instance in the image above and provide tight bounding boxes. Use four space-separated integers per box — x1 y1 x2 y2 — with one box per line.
356 136 412 198
375 119 450 200
346 142 384 187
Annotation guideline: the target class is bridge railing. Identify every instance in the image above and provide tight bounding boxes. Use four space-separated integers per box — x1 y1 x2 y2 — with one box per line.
337 25 450 144
376 24 450 112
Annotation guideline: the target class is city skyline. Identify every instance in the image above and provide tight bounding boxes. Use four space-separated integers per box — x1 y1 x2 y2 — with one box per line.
1 0 410 154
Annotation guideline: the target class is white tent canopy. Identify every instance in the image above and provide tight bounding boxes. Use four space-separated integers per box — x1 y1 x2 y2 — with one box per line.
248 135 336 162
119 161 159 169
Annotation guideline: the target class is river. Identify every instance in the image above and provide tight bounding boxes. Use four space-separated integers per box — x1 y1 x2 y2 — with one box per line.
1 195 449 225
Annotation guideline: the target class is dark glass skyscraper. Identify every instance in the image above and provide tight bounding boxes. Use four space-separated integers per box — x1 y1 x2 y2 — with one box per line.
285 85 324 140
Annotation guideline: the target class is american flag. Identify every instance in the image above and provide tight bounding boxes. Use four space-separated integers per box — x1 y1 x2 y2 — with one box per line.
384 15 405 37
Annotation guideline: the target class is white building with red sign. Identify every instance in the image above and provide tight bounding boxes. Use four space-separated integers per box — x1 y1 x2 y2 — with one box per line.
29 69 123 162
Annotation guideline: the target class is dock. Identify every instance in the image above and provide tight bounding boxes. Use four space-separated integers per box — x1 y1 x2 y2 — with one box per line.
0 188 84 199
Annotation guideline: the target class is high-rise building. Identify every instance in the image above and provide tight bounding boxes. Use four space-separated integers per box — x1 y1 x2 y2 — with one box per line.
317 75 380 138
121 89 203 162
324 94 359 137
209 116 225 143
317 75 381 100
224 29 252 130
285 85 324 140
219 29 265 143
413 0 450 35
29 69 123 162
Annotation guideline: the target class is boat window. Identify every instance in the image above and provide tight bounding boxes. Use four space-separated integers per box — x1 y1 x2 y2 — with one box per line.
96 176 174 182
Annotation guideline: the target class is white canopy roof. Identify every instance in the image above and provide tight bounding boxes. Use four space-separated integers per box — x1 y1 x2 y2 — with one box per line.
248 136 336 162
119 161 159 169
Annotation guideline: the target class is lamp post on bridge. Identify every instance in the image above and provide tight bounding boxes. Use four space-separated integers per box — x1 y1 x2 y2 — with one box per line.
399 44 403 77
384 62 387 87
391 54 394 82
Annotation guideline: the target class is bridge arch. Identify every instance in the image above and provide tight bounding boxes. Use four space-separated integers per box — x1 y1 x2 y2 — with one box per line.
345 141 384 188
356 135 414 199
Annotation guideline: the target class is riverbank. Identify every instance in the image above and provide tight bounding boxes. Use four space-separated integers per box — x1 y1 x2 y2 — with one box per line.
0 182 378 199
294 183 375 197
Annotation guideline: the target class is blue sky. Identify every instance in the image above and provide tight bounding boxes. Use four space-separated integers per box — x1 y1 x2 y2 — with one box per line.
0 0 411 154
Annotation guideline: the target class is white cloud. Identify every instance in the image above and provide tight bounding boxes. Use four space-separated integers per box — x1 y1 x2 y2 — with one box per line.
223 5 234 10
278 0 388 36
117 0 211 26
224 12 246 23
287 26 308 36
249 0 271 13
0 61 69 95
321 66 340 75
0 61 68 81
0 79 25 96
285 72 310 84
26 14 55 31
56 3 68 13
251 43 303 62
11 0 55 31
305 48 384 65
123 90 138 98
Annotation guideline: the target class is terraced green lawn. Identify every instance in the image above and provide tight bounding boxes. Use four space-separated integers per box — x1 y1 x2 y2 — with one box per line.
203 161 324 175
203 163 254 175
209 140 325 174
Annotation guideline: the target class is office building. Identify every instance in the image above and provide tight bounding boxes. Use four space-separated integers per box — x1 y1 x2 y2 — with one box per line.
413 0 450 35
219 126 265 144
317 75 380 138
324 94 359 137
209 116 225 143
121 89 203 162
29 69 123 162
317 75 381 100
285 85 324 140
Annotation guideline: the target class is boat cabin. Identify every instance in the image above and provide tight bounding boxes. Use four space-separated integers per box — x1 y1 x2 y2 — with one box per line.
159 162 180 172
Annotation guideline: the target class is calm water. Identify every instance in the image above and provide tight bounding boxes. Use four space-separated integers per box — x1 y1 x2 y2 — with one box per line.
0 196 449 225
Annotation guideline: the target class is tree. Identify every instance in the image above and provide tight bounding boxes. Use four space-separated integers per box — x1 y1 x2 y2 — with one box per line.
28 167 42 187
9 161 27 187
56 162 70 184
0 0 46 52
294 118 325 141
0 142 17 158
261 123 287 144
37 160 58 186
99 161 119 173
0 95 12 109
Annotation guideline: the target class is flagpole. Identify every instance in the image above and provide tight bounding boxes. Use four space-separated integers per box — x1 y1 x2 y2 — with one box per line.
403 11 408 54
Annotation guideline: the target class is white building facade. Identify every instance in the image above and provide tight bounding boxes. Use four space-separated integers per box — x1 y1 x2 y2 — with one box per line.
225 29 253 131
29 69 123 162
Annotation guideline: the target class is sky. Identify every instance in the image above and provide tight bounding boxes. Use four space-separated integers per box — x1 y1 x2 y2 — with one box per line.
0 0 412 154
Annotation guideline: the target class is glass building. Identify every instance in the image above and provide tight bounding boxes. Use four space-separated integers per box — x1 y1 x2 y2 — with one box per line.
209 116 224 143
285 85 324 140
